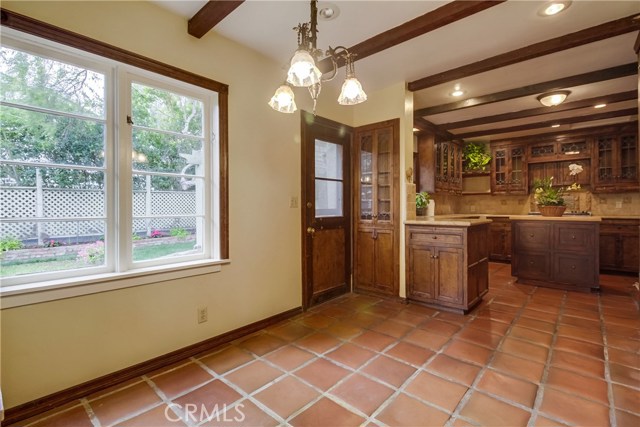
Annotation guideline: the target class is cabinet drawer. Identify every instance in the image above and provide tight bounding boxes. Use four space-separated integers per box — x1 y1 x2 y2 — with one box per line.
513 223 551 251
600 220 640 235
555 225 595 255
553 254 596 287
513 252 550 281
409 231 463 246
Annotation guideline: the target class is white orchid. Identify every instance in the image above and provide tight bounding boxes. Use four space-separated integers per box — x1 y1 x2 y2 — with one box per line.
568 163 583 176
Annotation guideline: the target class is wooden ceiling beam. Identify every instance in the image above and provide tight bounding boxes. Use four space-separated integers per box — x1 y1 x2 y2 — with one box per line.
188 0 245 39
414 118 455 140
317 0 505 72
452 108 637 139
414 63 637 117
440 91 637 130
408 13 640 92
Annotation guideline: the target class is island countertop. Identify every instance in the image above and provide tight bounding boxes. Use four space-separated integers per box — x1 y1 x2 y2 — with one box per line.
406 214 602 225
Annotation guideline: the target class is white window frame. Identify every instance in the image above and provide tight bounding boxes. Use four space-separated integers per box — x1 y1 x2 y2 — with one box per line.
0 30 224 306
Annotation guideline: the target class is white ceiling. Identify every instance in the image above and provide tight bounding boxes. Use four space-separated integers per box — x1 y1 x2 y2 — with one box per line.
152 0 639 140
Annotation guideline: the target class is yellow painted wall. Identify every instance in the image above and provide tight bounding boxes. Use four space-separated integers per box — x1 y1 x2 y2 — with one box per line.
0 0 326 407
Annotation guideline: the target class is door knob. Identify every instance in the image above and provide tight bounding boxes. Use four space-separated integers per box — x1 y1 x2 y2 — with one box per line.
306 202 313 208
306 227 315 235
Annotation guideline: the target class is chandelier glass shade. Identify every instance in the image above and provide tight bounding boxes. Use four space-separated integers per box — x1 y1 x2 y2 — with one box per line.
269 0 367 114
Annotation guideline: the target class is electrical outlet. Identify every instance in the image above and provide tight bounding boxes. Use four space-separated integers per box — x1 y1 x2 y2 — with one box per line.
615 201 623 209
197 306 208 324
290 196 298 208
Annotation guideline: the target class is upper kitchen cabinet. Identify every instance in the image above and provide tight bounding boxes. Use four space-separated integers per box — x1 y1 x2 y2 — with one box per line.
490 143 527 195
592 130 639 193
435 140 463 194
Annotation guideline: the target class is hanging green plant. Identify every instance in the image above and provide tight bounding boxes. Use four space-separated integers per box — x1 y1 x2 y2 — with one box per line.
463 142 492 172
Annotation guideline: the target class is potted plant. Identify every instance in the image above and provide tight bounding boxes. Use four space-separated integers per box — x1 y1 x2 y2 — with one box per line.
416 191 431 216
532 176 566 216
463 142 492 173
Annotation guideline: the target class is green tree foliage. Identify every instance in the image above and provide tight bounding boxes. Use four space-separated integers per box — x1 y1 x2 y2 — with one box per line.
0 47 204 191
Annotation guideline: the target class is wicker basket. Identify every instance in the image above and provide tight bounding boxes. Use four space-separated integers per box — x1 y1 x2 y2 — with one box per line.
538 205 567 217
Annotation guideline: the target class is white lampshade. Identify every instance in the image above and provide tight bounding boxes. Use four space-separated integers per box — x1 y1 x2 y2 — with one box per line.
286 49 321 87
338 77 367 105
537 90 570 107
268 84 297 113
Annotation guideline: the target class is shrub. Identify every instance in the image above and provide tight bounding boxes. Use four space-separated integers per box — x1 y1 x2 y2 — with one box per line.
170 227 189 239
77 241 105 264
44 240 63 248
149 229 163 238
0 236 23 252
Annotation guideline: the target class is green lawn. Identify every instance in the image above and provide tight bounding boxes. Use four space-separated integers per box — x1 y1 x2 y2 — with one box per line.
1 241 198 278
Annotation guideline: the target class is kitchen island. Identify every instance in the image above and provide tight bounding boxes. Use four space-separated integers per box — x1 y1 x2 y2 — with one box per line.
510 216 601 292
405 217 491 313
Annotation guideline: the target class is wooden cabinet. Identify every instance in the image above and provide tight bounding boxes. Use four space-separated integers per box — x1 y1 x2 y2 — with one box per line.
511 220 599 292
435 140 463 194
528 139 590 163
488 217 511 262
491 143 527 194
354 119 399 297
406 223 489 313
592 132 638 193
528 160 591 189
599 219 639 273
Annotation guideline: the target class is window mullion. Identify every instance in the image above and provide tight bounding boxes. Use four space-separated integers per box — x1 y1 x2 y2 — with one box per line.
116 70 133 272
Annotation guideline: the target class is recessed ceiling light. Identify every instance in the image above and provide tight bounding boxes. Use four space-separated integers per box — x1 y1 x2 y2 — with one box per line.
594 103 607 109
551 124 561 128
318 3 340 21
413 127 420 132
539 1 571 17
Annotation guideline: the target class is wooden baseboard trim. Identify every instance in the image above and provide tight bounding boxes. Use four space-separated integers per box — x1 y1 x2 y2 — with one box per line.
3 306 302 426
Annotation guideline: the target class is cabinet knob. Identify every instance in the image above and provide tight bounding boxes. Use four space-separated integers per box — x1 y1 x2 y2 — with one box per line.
571 265 576 270
432 236 438 239
529 261 534 265
529 233 535 238
571 235 576 240
433 255 439 259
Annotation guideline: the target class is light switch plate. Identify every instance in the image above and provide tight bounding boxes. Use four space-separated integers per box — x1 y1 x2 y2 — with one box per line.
290 196 298 208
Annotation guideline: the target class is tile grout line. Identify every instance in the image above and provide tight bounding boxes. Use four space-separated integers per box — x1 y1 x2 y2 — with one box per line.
81 398 101 427
599 291 617 427
446 285 543 426
526 290 567 427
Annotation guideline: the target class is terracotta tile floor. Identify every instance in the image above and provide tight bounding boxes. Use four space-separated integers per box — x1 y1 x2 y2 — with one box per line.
16 263 640 427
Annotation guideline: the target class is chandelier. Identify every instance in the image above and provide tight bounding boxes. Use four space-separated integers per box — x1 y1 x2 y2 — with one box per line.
269 0 367 114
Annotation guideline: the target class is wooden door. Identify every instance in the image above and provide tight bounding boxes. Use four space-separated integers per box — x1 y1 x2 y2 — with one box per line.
301 112 352 309
407 245 436 300
491 146 509 193
435 247 463 304
508 145 527 194
620 234 639 272
598 233 618 270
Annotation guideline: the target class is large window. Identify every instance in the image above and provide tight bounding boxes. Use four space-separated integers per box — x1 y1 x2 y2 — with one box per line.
0 34 222 290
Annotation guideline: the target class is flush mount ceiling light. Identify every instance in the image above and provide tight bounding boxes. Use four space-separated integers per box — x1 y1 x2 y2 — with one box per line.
594 103 607 109
269 0 366 114
539 1 572 17
450 85 465 97
551 124 561 128
537 90 571 107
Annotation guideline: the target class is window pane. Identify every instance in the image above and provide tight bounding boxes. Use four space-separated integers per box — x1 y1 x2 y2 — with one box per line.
132 129 202 174
315 140 342 179
131 83 203 137
1 46 105 119
315 179 343 217
132 217 201 262
0 105 105 168
0 220 107 280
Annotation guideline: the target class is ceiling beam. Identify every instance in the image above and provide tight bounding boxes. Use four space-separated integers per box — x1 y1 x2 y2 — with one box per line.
414 63 637 117
188 0 245 39
318 0 505 71
440 91 638 130
408 13 640 91
452 108 638 139
414 118 455 140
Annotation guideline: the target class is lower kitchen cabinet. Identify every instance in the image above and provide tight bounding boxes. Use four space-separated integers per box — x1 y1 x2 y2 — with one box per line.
488 216 511 262
512 219 600 292
406 222 489 313
599 218 639 274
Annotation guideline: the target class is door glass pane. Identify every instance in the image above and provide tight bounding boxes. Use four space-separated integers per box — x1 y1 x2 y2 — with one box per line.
315 139 343 217
377 130 391 221
360 134 373 220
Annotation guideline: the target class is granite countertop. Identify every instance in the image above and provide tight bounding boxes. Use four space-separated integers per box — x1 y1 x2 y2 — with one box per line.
405 216 492 226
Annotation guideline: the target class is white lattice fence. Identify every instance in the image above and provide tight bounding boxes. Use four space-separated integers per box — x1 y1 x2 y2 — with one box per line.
1 187 196 241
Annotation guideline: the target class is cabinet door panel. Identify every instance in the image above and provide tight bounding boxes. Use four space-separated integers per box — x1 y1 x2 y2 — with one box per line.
374 229 395 293
599 233 618 270
436 247 463 304
355 229 375 290
620 234 639 272
408 246 436 300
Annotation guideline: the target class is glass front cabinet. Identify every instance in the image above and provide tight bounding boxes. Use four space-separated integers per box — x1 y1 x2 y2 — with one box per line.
592 132 638 192
490 143 527 194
